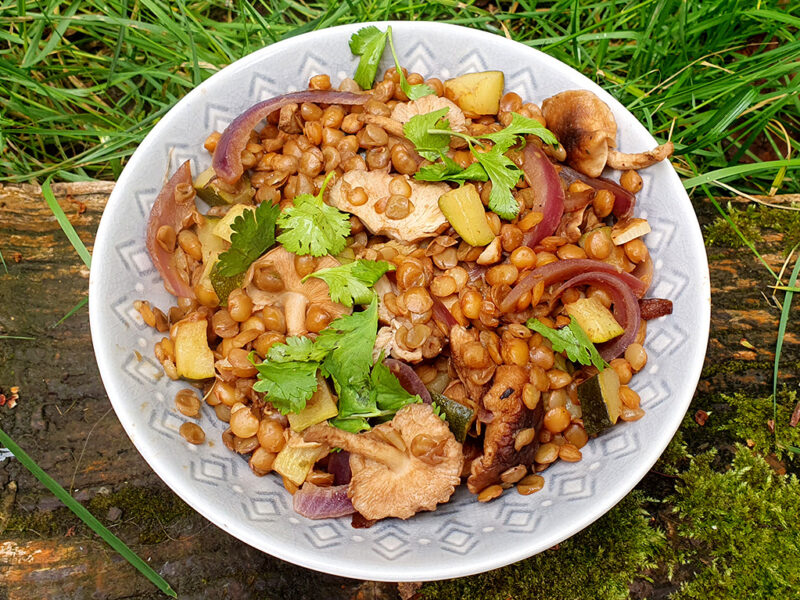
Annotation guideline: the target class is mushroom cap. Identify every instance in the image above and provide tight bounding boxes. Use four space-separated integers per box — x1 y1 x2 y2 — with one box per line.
329 171 451 243
467 365 544 493
541 90 618 178
449 325 496 402
244 246 348 335
391 96 467 133
304 404 463 520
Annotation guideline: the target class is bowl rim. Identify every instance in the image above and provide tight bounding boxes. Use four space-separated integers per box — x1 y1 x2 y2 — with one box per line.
89 20 711 581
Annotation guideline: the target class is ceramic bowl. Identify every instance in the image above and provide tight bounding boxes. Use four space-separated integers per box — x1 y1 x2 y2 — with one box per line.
89 21 710 581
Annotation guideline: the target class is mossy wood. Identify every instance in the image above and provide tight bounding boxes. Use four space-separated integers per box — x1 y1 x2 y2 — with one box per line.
0 182 798 598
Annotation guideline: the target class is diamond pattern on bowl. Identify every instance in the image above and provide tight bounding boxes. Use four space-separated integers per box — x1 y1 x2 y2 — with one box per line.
372 530 411 560
496 502 541 534
90 22 708 580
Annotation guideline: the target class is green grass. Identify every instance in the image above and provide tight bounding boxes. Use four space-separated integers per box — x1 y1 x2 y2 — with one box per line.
0 0 797 194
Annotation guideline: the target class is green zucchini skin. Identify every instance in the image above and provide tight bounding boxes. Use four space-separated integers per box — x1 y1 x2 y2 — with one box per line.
431 393 476 443
577 368 621 436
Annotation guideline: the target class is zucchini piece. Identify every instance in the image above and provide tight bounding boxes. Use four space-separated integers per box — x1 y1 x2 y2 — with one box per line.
577 367 622 436
565 297 624 343
209 261 245 306
213 204 256 242
273 437 327 486
438 184 496 247
288 375 338 432
431 393 476 443
444 71 505 115
194 167 254 207
174 319 215 380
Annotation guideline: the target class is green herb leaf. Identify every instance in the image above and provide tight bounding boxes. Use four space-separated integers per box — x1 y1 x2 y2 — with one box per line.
386 26 435 100
266 335 330 363
526 318 609 371
482 112 559 148
276 173 350 257
348 26 388 90
474 145 523 219
215 200 280 276
251 358 320 415
303 259 395 307
403 108 452 161
371 358 421 412
415 156 489 183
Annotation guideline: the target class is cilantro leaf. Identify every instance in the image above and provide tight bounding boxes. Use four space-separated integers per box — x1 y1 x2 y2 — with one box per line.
349 26 388 90
266 335 330 363
415 156 489 183
403 108 452 161
371 358 421 412
482 112 559 149
215 201 280 277
386 26 435 100
303 259 395 307
276 174 350 257
251 359 320 415
474 145 523 220
526 318 609 371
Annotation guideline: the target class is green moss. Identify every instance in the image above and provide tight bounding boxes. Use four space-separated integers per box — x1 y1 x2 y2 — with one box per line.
7 486 194 544
420 491 664 600
700 359 773 379
668 446 800 599
719 389 800 461
704 202 800 251
654 429 691 476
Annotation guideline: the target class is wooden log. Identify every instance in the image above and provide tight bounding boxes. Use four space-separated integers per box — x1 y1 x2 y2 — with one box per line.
0 182 797 598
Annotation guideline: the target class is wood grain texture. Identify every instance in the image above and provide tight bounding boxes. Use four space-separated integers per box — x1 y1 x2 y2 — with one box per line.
0 182 797 599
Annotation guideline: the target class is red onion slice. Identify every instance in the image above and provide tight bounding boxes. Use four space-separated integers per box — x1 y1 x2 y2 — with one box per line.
293 483 354 520
550 272 641 360
328 450 352 486
145 160 196 298
519 145 565 247
559 165 635 219
384 358 432 404
213 90 369 184
500 258 648 313
432 297 458 335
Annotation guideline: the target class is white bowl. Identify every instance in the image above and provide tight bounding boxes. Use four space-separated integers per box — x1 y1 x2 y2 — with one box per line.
89 21 710 581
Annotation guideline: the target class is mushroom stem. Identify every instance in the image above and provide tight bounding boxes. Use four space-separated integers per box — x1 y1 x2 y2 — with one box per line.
606 141 674 170
284 292 309 336
358 114 405 137
304 425 407 471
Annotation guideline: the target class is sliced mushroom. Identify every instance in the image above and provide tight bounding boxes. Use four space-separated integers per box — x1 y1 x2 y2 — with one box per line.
244 246 348 336
449 325 496 402
329 171 451 243
541 90 673 177
391 96 467 133
303 404 462 520
467 365 544 494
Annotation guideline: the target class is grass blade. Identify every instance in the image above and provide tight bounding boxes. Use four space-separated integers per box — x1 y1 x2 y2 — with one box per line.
41 177 92 269
773 246 800 428
0 250 8 274
682 159 800 189
0 425 177 597
52 296 89 328
0 335 36 340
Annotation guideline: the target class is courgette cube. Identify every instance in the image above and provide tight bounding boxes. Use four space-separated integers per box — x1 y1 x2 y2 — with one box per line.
577 367 622 436
288 375 338 432
194 167 254 206
565 297 624 343
174 319 215 380
438 184 496 247
213 205 256 242
431 393 476 443
273 438 327 486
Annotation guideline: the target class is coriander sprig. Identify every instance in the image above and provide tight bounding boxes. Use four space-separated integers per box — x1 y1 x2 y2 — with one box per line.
403 110 558 219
